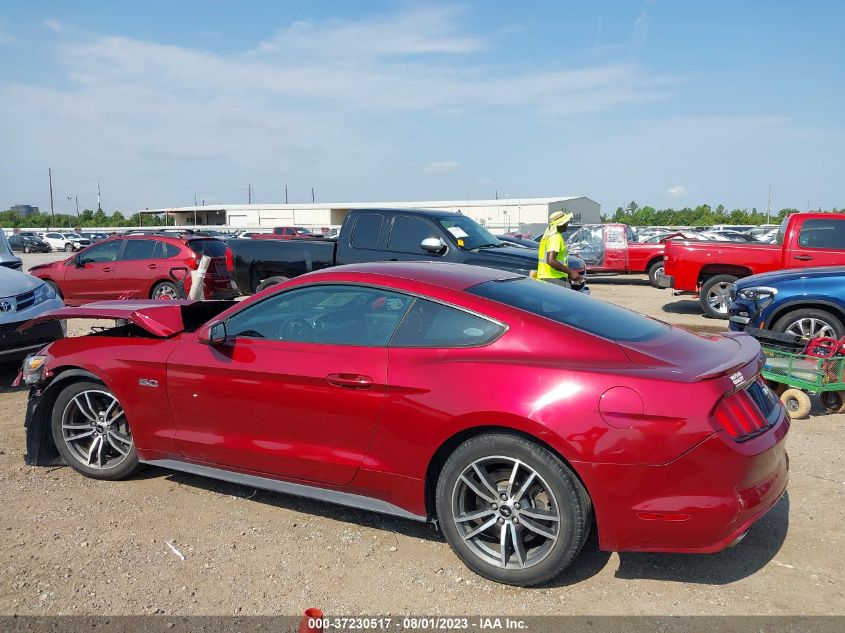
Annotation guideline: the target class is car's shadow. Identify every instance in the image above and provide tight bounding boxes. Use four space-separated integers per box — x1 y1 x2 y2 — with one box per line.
588 276 651 287
161 469 441 542
662 299 706 315
159 470 789 586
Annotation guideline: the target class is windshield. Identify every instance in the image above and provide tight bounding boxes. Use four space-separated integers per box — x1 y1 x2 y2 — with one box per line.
437 215 501 250
468 277 668 342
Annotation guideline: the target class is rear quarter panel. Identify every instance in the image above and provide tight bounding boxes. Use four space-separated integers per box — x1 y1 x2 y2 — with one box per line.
664 241 782 291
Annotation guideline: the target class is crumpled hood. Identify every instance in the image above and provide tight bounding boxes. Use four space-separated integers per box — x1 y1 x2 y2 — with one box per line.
0 267 45 297
462 245 538 271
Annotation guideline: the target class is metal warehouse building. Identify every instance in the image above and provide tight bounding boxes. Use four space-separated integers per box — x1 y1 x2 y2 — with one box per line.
148 196 600 234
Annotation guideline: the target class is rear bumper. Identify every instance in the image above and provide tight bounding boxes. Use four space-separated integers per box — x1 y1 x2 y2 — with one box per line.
579 412 789 553
0 319 64 364
657 273 674 289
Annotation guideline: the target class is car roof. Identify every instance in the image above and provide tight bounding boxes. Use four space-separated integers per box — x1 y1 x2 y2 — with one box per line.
309 261 522 291
350 207 461 218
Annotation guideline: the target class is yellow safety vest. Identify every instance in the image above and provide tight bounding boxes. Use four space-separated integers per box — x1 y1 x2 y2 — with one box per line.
537 232 568 279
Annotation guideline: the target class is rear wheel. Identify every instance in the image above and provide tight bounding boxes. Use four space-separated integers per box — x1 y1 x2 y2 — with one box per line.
780 388 811 420
700 274 738 319
256 276 288 293
23 245 31 254
647 260 665 288
51 380 140 480
773 308 845 340
151 281 181 300
436 433 591 587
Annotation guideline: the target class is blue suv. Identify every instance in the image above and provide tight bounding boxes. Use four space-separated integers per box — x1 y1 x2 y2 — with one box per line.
729 266 845 339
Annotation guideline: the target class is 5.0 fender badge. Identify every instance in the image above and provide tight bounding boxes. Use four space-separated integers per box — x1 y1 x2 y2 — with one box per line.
139 378 159 388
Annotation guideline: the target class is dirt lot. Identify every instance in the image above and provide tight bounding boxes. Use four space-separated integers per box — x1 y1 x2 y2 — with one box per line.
1 252 843 615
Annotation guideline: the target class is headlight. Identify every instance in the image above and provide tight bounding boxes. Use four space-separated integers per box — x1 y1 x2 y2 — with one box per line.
21 354 47 385
32 282 56 305
737 286 778 308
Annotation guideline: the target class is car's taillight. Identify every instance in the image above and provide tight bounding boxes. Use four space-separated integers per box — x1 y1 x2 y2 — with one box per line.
713 383 777 442
184 256 199 270
225 247 233 273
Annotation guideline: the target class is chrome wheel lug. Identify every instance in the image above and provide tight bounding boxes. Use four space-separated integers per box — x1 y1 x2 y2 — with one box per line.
513 502 520 510
497 517 505 525
513 517 519 524
491 504 498 510
500 493 507 501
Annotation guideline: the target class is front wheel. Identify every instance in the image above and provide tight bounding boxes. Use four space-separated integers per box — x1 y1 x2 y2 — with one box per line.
436 433 591 586
773 308 845 340
51 380 140 480
23 246 31 254
64 243 73 252
780 388 811 420
700 274 738 319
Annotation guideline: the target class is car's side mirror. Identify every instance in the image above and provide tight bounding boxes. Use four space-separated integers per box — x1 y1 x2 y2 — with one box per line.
198 320 227 345
421 237 446 254
72 255 84 267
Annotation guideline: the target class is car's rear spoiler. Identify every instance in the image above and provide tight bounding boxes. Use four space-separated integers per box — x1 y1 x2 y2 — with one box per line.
17 300 232 338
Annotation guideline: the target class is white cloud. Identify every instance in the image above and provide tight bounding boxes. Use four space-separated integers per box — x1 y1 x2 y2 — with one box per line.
423 160 463 174
44 18 63 33
666 185 686 197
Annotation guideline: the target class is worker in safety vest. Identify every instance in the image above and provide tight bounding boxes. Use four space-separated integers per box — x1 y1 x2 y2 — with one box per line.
536 211 582 287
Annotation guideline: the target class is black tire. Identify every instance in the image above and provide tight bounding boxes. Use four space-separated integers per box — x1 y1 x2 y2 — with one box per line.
647 260 665 288
45 280 63 299
151 281 181 300
435 433 591 587
772 308 845 340
820 391 843 414
256 276 288 293
699 274 738 319
64 242 73 252
23 246 31 254
51 380 141 480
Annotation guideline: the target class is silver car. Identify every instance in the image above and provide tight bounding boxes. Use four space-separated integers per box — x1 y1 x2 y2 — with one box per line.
0 266 65 366
0 230 24 270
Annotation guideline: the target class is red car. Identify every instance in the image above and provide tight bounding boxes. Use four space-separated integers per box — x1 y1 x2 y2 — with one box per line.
19 262 788 586
28 234 238 304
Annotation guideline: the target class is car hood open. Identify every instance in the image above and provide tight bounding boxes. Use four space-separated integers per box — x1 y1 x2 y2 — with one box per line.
17 300 236 338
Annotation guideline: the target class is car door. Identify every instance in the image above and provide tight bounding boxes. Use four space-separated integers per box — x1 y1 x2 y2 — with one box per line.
788 218 845 267
384 215 446 263
113 238 162 299
61 239 123 302
44 232 63 251
166 283 415 486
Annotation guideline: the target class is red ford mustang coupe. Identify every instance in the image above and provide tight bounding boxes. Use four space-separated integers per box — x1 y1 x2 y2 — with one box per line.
18 262 788 586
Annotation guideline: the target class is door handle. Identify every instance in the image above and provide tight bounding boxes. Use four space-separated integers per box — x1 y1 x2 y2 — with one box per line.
794 255 813 261
326 373 373 389
147 264 158 269
102 267 113 273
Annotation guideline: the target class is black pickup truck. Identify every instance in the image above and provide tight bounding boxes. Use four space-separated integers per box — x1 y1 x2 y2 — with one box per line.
228 208 539 294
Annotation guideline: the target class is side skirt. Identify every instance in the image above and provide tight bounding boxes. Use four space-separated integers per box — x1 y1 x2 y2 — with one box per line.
142 458 428 523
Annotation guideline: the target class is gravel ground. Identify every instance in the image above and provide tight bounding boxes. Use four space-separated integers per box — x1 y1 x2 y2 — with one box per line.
1 252 843 615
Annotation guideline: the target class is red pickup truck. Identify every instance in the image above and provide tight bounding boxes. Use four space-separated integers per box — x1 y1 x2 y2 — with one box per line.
252 226 321 240
660 213 845 317
567 223 681 287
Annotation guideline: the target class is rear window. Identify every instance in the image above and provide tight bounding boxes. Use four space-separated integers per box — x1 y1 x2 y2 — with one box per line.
188 239 227 257
468 277 668 342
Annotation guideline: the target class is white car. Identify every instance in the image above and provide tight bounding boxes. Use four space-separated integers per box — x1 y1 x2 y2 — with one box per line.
0 266 65 366
41 232 92 252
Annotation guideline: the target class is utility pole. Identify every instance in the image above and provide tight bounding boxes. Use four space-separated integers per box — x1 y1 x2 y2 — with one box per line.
67 195 79 217
48 168 54 227
285 184 288 204
766 184 771 223
311 187 315 203
97 181 102 213
248 184 252 204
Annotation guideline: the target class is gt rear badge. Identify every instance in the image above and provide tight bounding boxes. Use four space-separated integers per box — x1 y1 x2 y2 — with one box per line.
730 371 744 386
138 378 159 388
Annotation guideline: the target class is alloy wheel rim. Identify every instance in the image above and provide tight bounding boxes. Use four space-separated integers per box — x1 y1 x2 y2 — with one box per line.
451 456 560 570
786 318 835 340
61 390 132 469
706 282 732 313
154 284 178 299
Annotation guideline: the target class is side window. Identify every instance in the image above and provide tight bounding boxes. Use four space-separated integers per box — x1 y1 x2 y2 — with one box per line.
47 233 61 240
80 240 122 264
391 299 503 348
121 239 158 260
388 216 438 253
798 219 845 249
351 213 383 250
226 285 414 346
165 243 181 258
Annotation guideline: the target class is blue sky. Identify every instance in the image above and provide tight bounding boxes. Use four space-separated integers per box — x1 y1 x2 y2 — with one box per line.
0 0 842 215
